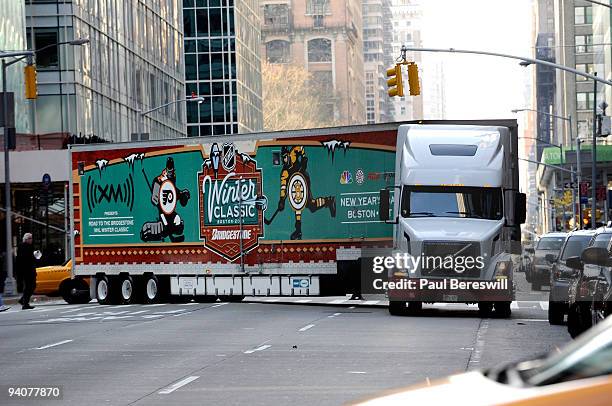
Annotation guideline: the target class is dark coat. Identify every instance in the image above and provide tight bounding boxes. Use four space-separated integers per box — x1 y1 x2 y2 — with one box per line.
16 242 36 279
0 260 6 294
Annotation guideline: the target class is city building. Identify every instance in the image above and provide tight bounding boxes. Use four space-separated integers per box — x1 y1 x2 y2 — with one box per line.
0 0 32 135
422 59 446 120
183 0 263 136
363 0 394 123
260 0 366 125
26 0 186 142
389 0 423 121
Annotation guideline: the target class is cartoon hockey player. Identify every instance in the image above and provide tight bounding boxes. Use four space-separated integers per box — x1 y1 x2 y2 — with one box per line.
140 157 190 242
265 146 335 240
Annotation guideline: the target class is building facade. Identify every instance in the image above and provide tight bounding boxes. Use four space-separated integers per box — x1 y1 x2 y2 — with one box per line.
0 0 32 134
389 0 422 121
183 0 263 136
25 0 186 142
363 0 393 124
260 0 366 125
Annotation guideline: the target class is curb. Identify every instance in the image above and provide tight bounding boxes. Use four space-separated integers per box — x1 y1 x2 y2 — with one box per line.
243 298 388 309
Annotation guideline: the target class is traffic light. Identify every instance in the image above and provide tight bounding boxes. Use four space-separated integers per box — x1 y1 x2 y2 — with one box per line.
24 64 37 99
407 62 420 96
386 64 404 97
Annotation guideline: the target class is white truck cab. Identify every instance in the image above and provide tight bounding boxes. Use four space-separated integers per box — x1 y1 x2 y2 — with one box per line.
380 124 526 317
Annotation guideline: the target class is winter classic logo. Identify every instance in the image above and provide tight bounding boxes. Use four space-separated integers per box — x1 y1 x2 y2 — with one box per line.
198 143 267 261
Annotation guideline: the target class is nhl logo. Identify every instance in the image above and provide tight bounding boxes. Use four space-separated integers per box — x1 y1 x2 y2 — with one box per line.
222 143 236 172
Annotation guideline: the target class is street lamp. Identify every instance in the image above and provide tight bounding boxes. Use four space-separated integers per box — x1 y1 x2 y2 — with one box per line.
1 38 89 296
137 96 204 140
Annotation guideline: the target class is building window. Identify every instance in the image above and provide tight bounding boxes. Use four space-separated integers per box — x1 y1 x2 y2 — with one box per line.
575 6 592 25
307 38 332 62
29 29 59 69
313 15 324 28
263 4 289 28
577 92 595 110
575 34 593 53
311 70 333 93
401 106 406 115
266 40 290 63
306 0 330 15
576 63 593 81
578 120 589 137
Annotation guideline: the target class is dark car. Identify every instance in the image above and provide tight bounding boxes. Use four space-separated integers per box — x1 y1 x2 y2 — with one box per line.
531 232 567 290
566 227 612 338
548 230 595 325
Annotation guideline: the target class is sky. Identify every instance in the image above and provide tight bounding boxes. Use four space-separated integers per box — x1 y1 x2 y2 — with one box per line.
420 0 534 120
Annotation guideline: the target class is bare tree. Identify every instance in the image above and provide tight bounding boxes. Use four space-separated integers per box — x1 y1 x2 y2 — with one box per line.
262 61 337 131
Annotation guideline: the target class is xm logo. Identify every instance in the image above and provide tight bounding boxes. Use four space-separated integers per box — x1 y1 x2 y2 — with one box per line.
86 174 135 212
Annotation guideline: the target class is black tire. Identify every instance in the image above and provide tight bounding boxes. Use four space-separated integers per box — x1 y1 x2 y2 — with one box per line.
494 301 512 318
568 303 592 338
406 301 422 314
142 275 162 304
478 302 493 317
388 301 407 316
548 301 565 325
219 295 245 303
567 305 580 338
96 276 112 305
60 279 91 305
195 295 217 303
118 275 135 305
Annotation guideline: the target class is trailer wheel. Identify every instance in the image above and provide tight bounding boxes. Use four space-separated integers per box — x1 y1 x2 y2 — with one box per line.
388 301 407 316
143 275 161 304
118 275 135 305
494 301 512 318
96 276 112 305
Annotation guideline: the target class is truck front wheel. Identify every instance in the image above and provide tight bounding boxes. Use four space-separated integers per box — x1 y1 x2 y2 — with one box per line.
494 301 512 318
388 301 407 316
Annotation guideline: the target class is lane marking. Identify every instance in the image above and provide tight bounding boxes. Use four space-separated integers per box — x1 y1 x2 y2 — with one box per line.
158 376 200 395
348 371 367 374
31 307 59 313
264 298 279 302
539 301 549 311
127 310 148 315
154 309 186 315
144 303 167 308
298 324 315 332
514 318 549 322
61 307 90 314
362 300 380 305
467 319 489 370
179 302 200 306
244 344 271 354
511 301 520 310
295 299 312 303
36 339 73 350
211 303 228 308
328 312 342 318
329 299 346 304
142 314 164 319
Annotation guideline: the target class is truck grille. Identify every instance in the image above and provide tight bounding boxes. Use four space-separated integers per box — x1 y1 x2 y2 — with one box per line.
421 241 481 278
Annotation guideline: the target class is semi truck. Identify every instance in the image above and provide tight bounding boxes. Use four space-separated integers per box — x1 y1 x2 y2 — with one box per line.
379 124 526 317
68 120 524 312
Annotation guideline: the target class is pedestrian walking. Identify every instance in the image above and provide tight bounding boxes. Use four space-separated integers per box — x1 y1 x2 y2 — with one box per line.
16 233 39 310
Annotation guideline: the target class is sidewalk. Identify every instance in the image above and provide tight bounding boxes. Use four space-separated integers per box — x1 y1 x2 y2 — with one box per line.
2 295 63 306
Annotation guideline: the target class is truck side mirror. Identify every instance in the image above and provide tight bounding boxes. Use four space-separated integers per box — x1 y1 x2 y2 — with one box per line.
566 256 583 271
581 246 610 266
379 189 390 222
515 193 526 225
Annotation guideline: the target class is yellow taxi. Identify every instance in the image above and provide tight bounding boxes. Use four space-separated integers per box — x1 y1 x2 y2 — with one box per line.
35 259 91 304
355 316 612 406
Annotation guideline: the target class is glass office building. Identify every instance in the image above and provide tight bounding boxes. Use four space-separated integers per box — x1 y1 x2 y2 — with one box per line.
0 0 32 134
183 0 263 136
26 0 185 142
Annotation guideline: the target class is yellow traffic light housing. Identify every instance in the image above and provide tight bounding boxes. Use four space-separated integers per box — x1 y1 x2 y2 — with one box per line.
24 64 37 99
407 62 420 96
386 64 404 97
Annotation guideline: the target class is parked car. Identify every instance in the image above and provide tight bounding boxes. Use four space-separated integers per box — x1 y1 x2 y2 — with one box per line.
531 232 567 290
566 228 612 338
355 315 612 405
548 230 595 325
35 259 91 304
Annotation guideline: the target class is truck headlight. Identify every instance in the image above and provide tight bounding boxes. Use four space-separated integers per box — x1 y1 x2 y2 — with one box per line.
495 261 512 278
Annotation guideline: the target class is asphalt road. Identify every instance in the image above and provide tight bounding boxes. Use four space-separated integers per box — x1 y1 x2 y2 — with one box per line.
1 279 569 406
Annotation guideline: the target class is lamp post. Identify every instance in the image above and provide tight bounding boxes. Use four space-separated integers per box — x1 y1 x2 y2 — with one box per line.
1 38 89 295
513 109 575 230
137 96 204 140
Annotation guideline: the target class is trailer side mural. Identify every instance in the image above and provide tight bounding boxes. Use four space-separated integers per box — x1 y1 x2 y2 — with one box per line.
72 134 396 270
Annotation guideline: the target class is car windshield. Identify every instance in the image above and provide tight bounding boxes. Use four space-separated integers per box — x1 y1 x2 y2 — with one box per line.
400 186 503 219
536 236 565 250
523 321 612 386
590 233 612 249
561 236 592 260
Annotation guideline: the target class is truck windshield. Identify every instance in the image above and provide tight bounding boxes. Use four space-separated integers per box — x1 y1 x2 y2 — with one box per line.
400 186 503 220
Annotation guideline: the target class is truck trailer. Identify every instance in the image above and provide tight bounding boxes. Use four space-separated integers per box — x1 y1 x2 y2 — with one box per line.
68 120 524 311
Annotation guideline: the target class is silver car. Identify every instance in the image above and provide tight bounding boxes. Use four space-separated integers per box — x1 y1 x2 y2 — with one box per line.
531 232 568 291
